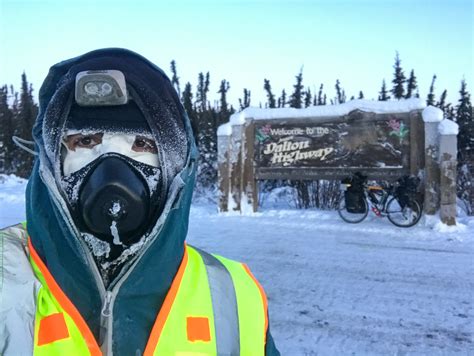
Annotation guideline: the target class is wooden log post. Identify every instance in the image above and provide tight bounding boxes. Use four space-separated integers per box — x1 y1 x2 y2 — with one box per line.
241 120 258 213
228 124 243 212
438 119 459 225
409 109 425 176
217 124 231 212
422 106 443 215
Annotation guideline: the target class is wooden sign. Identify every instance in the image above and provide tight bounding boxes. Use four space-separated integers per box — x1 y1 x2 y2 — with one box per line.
254 112 412 179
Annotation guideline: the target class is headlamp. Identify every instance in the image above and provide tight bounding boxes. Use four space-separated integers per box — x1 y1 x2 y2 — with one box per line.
75 70 128 106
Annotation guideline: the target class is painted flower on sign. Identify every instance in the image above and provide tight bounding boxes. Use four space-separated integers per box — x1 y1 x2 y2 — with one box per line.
387 119 409 144
256 124 272 143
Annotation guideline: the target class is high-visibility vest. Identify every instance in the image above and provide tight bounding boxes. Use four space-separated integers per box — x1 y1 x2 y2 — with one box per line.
29 238 268 355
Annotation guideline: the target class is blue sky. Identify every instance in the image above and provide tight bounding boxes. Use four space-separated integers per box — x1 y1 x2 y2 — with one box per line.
0 0 472 107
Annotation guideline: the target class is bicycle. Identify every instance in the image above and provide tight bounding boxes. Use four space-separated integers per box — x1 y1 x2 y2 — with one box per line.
337 173 423 228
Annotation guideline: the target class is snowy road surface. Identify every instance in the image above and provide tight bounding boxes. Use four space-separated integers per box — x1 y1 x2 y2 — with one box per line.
187 206 473 355
1 175 473 355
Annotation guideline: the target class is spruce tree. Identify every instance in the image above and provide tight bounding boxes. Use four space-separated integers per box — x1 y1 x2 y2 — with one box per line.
405 69 418 98
317 84 324 105
304 87 312 108
263 79 276 108
12 73 37 177
391 52 406 99
194 72 217 191
170 60 181 97
436 89 448 114
182 82 193 114
278 90 287 108
239 89 251 110
289 70 304 108
378 79 390 101
426 75 437 106
218 80 230 114
182 82 198 141
456 79 473 213
334 79 345 104
0 85 14 173
358 91 364 99
196 72 210 112
456 79 473 162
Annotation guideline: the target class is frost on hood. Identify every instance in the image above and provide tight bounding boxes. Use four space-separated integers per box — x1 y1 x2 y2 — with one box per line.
82 233 111 258
36 51 191 287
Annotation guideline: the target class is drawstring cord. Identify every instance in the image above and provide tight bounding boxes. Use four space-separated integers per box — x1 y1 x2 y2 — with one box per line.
12 136 38 156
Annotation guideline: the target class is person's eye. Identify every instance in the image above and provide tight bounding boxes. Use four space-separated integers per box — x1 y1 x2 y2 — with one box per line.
64 133 103 151
133 136 157 153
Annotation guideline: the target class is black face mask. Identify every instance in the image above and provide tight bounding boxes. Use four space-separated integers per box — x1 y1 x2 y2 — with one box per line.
61 153 162 246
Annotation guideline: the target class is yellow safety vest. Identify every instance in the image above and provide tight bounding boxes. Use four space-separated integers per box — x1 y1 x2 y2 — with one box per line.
29 238 268 355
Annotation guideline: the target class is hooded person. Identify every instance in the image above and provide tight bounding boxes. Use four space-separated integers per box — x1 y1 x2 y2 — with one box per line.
0 48 279 355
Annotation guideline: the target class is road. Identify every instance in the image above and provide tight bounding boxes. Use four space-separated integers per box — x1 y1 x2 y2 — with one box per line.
187 206 474 355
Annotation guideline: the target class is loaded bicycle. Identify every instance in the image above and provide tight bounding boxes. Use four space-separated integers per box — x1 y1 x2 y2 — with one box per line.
337 173 423 227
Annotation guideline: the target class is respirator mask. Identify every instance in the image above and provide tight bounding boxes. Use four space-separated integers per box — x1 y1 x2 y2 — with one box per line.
60 70 163 246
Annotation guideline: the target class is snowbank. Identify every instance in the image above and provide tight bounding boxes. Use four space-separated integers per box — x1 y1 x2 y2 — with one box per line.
218 98 426 135
0 174 28 227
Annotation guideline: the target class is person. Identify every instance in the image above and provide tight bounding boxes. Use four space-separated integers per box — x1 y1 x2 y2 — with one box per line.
0 48 279 355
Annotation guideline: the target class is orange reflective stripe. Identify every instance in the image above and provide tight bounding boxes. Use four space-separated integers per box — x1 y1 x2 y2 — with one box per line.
143 247 189 356
242 264 268 344
38 313 69 346
186 316 211 342
28 238 102 356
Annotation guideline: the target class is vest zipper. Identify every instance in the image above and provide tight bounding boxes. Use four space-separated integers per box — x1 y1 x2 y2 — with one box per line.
100 291 113 354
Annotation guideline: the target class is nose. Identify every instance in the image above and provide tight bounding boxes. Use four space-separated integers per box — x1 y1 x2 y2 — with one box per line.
99 134 134 155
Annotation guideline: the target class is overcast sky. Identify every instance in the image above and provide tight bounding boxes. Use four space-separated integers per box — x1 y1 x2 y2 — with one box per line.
1 0 472 108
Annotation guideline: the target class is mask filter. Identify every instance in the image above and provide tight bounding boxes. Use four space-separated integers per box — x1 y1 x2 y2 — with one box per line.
61 153 162 246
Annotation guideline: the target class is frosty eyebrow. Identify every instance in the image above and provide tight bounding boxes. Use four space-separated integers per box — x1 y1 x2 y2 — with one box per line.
63 133 103 151
63 133 158 153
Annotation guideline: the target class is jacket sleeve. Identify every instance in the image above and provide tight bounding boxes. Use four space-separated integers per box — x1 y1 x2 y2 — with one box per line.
0 223 41 356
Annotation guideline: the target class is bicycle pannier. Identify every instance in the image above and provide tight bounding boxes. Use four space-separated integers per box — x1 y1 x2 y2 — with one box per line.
344 189 365 213
343 173 367 213
395 175 420 208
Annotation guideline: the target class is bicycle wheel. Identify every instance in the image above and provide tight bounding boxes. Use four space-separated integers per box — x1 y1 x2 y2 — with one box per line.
386 197 422 227
337 196 369 223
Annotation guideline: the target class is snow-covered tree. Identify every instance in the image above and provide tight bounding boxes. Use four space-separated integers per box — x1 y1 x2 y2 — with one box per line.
334 79 346 104
239 89 251 110
0 85 14 173
170 60 181 97
12 73 37 178
391 52 406 99
304 87 312 107
405 69 418 98
436 89 448 115
278 89 287 108
289 69 304 109
218 80 230 114
426 75 437 106
263 79 276 108
378 79 390 101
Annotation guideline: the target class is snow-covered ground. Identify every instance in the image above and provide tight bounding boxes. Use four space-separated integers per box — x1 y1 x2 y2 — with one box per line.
1 174 473 355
